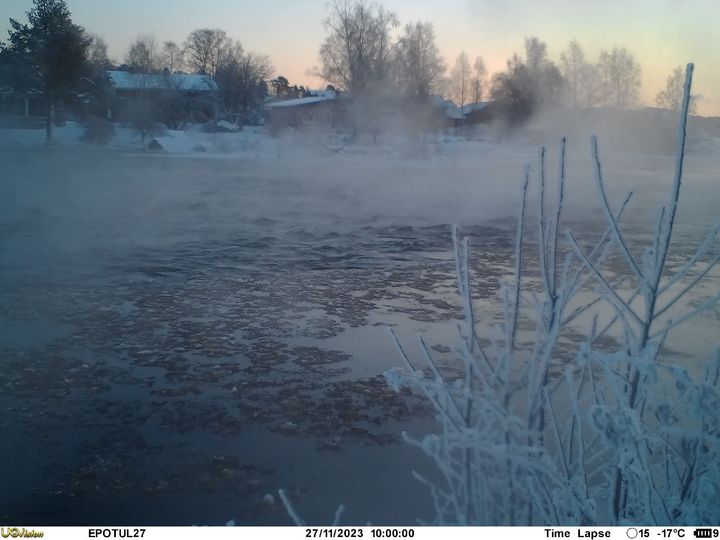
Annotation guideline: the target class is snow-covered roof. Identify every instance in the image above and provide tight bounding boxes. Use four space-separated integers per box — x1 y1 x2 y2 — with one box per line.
447 102 491 119
0 86 43 96
107 71 218 92
461 102 491 114
433 97 491 119
265 90 336 109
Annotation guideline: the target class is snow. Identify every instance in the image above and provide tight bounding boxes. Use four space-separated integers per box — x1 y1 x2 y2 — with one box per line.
214 120 240 132
444 102 491 119
429 95 490 119
265 93 336 108
0 122 276 157
0 121 85 146
107 70 218 92
150 131 197 153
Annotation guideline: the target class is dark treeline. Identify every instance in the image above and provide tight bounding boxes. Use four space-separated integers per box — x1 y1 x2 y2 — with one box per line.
315 2 650 128
0 0 695 143
0 0 275 142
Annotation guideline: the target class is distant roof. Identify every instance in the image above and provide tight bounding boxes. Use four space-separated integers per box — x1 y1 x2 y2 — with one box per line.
0 86 43 96
430 96 491 119
461 102 491 114
265 90 336 108
107 71 218 92
446 102 491 119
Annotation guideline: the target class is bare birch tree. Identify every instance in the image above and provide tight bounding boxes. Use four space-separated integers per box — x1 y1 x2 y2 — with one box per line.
597 46 641 108
471 56 487 104
656 65 697 114
184 28 228 76
450 51 471 110
161 41 184 73
126 33 158 72
318 0 398 96
394 21 445 98
559 39 586 108
215 40 273 124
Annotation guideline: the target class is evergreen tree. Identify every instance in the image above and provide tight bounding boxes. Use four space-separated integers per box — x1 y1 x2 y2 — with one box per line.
1 0 90 143
490 37 565 125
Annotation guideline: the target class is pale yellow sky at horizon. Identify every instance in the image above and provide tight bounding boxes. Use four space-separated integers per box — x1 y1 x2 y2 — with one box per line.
1 0 718 115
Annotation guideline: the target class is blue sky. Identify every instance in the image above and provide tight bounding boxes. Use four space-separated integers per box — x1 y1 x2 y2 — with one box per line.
1 0 718 115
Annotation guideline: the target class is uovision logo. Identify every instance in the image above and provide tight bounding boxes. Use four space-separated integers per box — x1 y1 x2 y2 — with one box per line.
0 529 44 538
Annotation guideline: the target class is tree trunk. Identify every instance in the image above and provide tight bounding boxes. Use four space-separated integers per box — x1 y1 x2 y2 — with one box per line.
45 95 53 145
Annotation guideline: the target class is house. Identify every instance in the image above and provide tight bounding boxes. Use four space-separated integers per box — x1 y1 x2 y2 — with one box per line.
107 70 218 94
264 90 494 136
0 87 45 127
460 102 495 126
431 95 495 128
264 89 345 133
107 70 219 125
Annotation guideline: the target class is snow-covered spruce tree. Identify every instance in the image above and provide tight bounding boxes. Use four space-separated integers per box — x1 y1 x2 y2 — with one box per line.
386 63 720 525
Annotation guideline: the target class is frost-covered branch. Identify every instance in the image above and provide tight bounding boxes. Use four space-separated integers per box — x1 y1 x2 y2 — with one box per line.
380 62 720 527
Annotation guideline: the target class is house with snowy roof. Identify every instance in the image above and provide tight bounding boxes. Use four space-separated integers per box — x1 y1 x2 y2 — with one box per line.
107 71 219 94
0 86 45 127
430 95 494 128
264 88 347 133
459 102 495 126
106 70 219 125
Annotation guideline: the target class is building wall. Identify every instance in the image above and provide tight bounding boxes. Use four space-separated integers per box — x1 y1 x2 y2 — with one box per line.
0 93 44 117
110 88 218 126
267 100 341 134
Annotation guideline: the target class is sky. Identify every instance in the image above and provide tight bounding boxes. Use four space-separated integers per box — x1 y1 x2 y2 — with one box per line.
1 0 719 116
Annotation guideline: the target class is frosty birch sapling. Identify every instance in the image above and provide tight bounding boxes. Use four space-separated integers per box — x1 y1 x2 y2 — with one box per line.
388 62 720 525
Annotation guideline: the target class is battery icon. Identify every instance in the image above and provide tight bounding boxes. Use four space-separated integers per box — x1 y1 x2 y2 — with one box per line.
694 530 713 538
